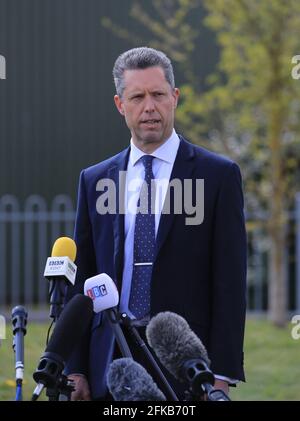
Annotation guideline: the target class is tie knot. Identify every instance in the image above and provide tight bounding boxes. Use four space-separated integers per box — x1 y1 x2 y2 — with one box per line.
140 155 154 170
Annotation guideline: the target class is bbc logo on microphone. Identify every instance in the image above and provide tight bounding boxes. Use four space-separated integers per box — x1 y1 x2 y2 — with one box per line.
0 315 6 340
86 284 108 300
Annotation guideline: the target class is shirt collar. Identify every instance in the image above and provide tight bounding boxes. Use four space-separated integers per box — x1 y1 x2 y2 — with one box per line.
129 129 180 167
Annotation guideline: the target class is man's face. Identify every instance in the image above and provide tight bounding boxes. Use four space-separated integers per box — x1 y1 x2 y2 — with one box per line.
114 66 179 152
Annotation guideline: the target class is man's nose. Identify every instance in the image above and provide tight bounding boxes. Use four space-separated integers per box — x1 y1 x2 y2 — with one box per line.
143 95 155 113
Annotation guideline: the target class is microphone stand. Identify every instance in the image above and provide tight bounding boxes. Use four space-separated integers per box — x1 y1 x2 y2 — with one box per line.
11 306 28 401
183 359 231 401
106 308 133 358
46 279 68 401
120 313 179 401
32 353 75 401
184 384 231 401
204 383 231 401
48 278 67 321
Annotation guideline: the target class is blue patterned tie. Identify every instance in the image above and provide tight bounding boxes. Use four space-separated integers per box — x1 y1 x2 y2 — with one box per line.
129 155 155 319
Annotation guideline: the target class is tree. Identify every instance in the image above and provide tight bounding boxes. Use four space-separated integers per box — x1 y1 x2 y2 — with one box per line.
103 0 300 326
198 0 300 326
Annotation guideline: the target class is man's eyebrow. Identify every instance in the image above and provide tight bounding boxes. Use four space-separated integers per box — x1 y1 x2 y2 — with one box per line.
127 87 167 97
128 91 144 97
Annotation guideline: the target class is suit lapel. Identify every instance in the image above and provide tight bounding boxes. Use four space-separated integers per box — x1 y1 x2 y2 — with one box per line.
107 147 130 288
154 136 196 261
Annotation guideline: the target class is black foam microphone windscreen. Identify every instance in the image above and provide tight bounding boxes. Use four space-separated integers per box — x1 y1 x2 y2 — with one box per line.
146 311 210 380
45 294 93 361
11 306 28 336
32 294 93 400
107 358 166 401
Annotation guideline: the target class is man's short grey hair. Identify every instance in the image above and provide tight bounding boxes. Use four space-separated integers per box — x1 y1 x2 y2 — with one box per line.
113 47 175 97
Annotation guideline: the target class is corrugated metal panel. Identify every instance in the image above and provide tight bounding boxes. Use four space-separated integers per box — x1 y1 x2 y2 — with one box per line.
0 0 133 201
0 0 215 203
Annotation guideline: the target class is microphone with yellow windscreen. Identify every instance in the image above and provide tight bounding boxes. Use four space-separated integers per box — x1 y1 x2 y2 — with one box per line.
51 237 77 262
44 237 78 321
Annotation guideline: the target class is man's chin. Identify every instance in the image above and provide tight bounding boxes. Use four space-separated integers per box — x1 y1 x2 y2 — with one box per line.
138 131 164 144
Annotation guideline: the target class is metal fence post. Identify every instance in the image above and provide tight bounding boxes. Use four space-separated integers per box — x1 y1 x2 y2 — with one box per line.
0 195 20 306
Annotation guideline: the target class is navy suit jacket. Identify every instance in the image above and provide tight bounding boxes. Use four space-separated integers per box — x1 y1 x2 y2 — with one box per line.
65 135 247 399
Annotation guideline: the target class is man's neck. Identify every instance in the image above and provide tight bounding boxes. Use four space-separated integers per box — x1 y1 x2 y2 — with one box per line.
131 131 174 154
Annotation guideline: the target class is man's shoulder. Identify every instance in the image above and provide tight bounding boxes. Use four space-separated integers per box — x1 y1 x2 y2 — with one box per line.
81 147 130 181
179 135 237 170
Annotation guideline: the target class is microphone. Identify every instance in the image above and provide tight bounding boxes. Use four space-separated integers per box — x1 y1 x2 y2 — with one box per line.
44 237 77 320
107 358 166 401
11 306 28 400
84 273 132 358
120 313 179 401
84 273 119 313
32 294 93 401
146 312 230 401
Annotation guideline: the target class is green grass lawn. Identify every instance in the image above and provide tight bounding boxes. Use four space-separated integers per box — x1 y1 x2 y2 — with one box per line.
231 317 300 401
0 317 299 401
0 322 48 401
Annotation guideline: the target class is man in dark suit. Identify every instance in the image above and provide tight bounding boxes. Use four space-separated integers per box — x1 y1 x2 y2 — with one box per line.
65 47 247 400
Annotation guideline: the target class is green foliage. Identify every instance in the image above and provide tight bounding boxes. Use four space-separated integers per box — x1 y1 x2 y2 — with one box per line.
101 0 200 85
181 0 300 215
196 1 300 325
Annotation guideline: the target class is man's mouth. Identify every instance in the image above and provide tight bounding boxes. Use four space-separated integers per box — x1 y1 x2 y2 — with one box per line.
140 119 161 125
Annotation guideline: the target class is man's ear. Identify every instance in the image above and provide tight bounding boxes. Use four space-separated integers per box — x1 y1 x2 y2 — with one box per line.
114 95 125 115
173 88 180 109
